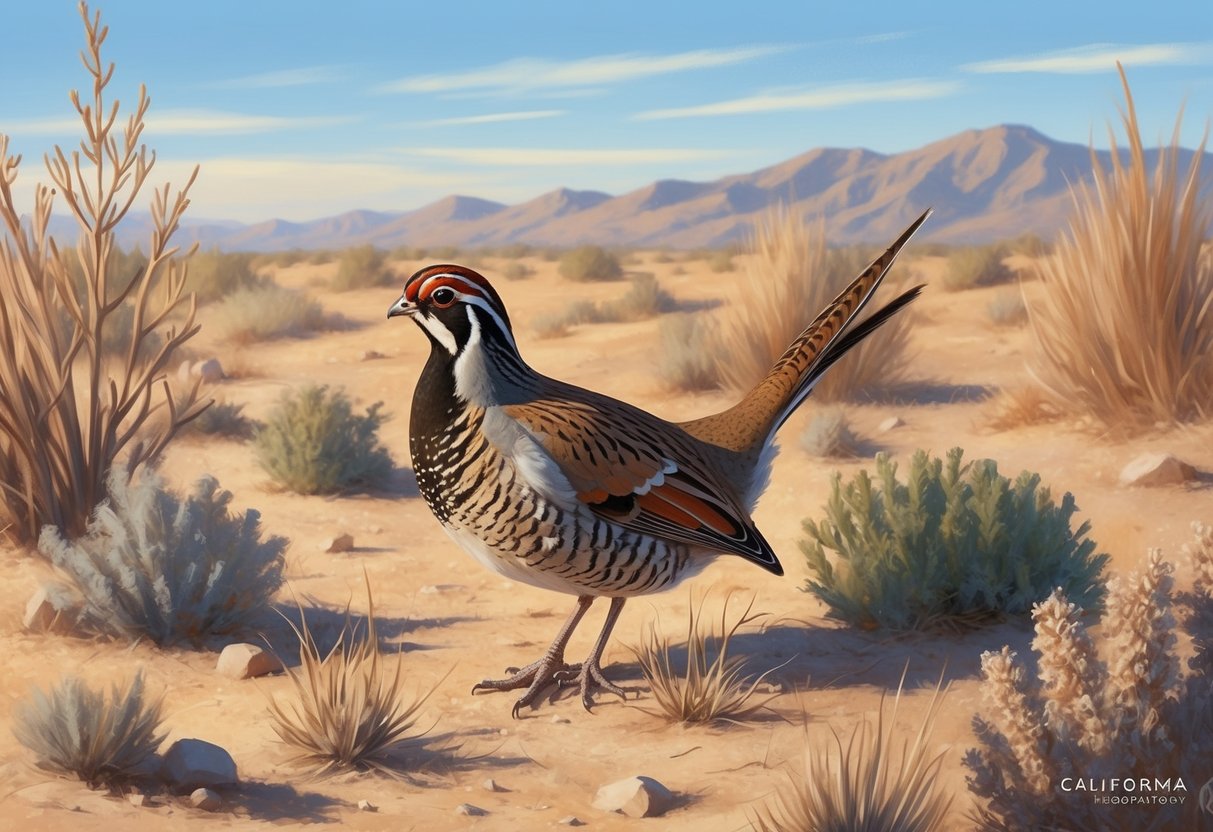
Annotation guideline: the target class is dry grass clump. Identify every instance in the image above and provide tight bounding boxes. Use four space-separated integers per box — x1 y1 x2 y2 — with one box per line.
0 3 205 545
986 289 1028 327
942 244 1013 291
657 313 721 391
966 526 1213 831
799 407 868 458
187 248 265 303
183 400 258 439
268 581 441 774
332 244 391 291
209 283 328 344
12 671 164 787
1027 66 1213 433
39 469 287 645
713 208 914 403
501 261 533 280
533 276 675 337
559 245 623 282
709 251 735 273
630 593 778 724
752 672 951 832
983 385 1063 432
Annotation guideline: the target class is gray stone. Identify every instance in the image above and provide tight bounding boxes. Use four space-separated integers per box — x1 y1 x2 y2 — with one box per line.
482 778 508 792
558 817 585 826
878 415 905 432
23 584 81 634
192 359 225 383
176 359 193 384
359 350 385 361
455 803 488 816
592 775 675 818
1119 453 1198 487
322 533 355 553
216 643 282 679
160 739 238 791
549 714 571 724
127 792 146 808
357 799 377 812
189 787 222 811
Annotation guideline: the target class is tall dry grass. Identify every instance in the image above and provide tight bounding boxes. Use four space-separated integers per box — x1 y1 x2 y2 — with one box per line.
1027 65 1213 432
713 207 914 403
0 3 204 545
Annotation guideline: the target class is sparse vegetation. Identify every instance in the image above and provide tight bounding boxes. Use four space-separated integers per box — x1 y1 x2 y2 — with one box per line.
800 407 867 458
332 244 391 291
657 313 721 391
631 593 777 724
209 283 328 344
0 4 205 546
987 289 1028 327
268 579 441 774
983 385 1063 432
531 311 572 339
187 248 264 303
752 672 951 832
255 385 393 494
801 448 1108 631
709 251 735 273
1027 67 1213 432
942 244 1013 291
559 245 623 282
966 527 1213 831
501 261 534 280
38 469 287 645
183 400 258 439
12 671 164 787
712 207 914 402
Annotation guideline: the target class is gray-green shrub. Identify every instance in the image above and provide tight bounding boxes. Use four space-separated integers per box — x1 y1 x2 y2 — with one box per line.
12 671 164 787
184 400 257 439
209 283 327 344
255 385 394 494
800 407 867 458
332 244 391 291
559 246 622 282
657 313 720 392
987 289 1028 327
39 470 286 645
942 245 1013 291
801 448 1108 631
187 248 264 303
601 273 675 321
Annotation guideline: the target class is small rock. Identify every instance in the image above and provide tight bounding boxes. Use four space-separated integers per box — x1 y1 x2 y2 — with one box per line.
176 359 193 383
127 793 146 808
558 817 585 827
592 775 675 818
420 583 465 594
322 533 355 554
549 714 571 725
357 799 377 812
878 415 905 432
190 787 222 811
482 778 508 793
160 739 238 792
360 350 385 361
191 358 225 383
23 584 81 634
1118 453 1198 487
216 643 282 679
455 803 488 816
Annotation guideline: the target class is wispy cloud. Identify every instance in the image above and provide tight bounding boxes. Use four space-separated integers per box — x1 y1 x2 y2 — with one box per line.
380 45 789 95
3 109 354 136
398 147 732 166
203 65 345 89
963 42 1213 74
422 110 565 127
634 78 960 120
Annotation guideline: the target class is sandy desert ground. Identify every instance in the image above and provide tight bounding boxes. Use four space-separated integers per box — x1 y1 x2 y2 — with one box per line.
1 250 1210 831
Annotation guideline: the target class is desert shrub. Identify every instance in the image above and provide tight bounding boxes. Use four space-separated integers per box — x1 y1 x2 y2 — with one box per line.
983 386 1063 432
800 407 867 458
255 385 393 494
1027 69 1213 432
630 593 776 724
268 580 441 774
653 251 674 264
332 244 390 291
670 264 687 276
712 207 914 403
187 248 264 303
708 251 735 273
601 274 675 321
657 313 720 392
501 261 533 280
307 249 335 265
0 5 204 545
966 528 1213 831
184 400 257 439
12 671 164 787
801 448 1108 631
987 289 1028 327
1007 232 1051 258
39 469 286 645
752 672 951 832
559 245 622 282
942 244 1013 291
209 283 327 344
531 312 572 339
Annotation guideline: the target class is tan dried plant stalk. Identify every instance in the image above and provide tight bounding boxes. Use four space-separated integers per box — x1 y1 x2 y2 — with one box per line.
0 2 204 545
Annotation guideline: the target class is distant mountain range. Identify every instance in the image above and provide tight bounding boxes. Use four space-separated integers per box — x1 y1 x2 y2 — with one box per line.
93 124 1211 252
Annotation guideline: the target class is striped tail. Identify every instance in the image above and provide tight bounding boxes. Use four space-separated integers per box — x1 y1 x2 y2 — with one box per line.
682 209 930 453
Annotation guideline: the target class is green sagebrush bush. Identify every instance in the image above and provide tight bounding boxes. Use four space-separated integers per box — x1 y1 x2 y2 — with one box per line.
558 245 622 282
39 469 287 645
12 671 164 787
800 448 1108 631
255 385 394 494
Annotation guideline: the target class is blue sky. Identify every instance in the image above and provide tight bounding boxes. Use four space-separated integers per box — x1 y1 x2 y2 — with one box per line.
3 0 1211 222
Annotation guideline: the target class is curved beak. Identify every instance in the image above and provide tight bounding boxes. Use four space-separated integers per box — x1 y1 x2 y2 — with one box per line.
387 295 416 319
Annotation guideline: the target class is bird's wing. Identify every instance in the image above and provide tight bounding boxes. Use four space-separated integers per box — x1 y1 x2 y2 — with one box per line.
501 395 782 575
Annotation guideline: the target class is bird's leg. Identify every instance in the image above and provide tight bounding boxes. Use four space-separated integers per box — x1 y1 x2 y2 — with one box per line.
557 596 642 711
472 595 594 718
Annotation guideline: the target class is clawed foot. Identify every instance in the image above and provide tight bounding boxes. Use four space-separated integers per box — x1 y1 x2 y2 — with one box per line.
556 657 643 712
471 654 581 718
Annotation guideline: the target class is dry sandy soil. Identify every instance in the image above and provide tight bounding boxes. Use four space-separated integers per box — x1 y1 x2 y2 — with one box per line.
1 250 1210 831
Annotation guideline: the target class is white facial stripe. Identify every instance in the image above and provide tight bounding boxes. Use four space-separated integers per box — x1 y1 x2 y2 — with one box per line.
415 311 458 354
460 294 517 352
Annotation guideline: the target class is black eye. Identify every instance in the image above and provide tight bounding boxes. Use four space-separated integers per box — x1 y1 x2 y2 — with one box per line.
431 287 456 307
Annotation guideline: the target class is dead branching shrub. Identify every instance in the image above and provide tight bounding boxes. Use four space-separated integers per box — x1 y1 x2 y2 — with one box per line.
1027 65 1213 432
752 670 951 832
0 3 205 545
12 671 165 787
630 592 778 724
268 579 442 774
713 208 914 402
